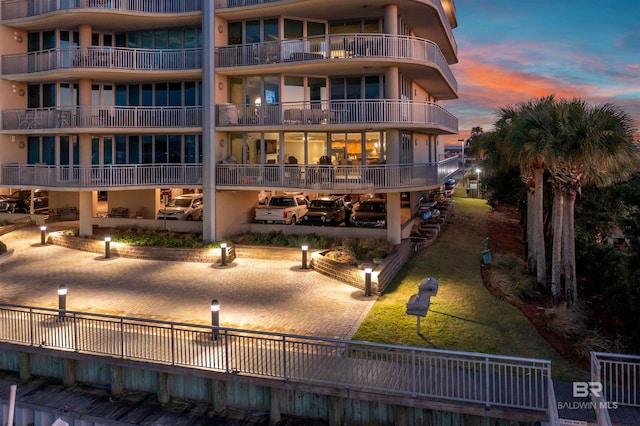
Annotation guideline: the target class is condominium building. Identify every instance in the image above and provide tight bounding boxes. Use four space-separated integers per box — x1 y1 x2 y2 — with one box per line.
0 0 459 244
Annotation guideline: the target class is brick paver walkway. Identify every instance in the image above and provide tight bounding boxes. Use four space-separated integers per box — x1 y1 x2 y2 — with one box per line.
0 226 376 339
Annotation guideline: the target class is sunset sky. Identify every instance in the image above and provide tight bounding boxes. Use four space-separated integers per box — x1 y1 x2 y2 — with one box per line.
444 0 640 145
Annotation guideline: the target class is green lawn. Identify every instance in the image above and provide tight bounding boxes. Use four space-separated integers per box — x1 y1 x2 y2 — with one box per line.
352 195 588 381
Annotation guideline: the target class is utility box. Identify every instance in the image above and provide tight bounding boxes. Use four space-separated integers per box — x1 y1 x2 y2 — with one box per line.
482 249 492 265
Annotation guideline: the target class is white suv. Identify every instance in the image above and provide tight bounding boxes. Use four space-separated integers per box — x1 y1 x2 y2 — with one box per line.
157 194 203 221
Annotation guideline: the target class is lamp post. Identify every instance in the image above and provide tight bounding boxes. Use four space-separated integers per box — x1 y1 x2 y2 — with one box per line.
458 138 465 171
476 168 482 198
104 236 111 258
210 299 220 340
364 266 373 297
220 242 227 267
301 245 309 270
40 226 47 245
58 284 67 321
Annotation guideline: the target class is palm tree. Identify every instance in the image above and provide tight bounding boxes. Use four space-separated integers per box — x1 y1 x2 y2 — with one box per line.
551 99 638 305
497 96 558 288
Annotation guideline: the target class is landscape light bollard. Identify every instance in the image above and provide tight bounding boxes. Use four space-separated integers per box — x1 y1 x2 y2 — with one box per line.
364 266 373 297
301 245 309 269
220 242 227 267
476 168 482 198
58 284 67 321
211 299 220 340
104 236 111 258
40 226 46 245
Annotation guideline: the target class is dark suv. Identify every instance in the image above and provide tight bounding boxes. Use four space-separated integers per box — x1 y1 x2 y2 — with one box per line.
300 196 346 226
0 189 49 214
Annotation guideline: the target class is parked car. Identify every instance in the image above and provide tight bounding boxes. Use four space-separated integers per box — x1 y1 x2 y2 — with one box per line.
0 189 49 214
253 195 308 225
300 196 346 226
351 199 387 228
157 193 203 221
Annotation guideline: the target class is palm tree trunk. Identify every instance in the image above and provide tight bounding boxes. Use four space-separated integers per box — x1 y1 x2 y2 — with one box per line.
526 187 536 273
534 168 546 287
551 183 563 302
562 187 578 305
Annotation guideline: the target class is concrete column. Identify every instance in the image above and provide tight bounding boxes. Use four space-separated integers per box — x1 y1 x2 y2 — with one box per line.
18 352 30 380
386 192 401 244
202 1 217 243
384 4 398 35
157 372 170 404
329 396 342 426
384 66 400 165
395 405 408 426
211 379 226 413
269 388 282 423
78 24 92 46
62 358 76 386
78 191 94 237
111 365 125 397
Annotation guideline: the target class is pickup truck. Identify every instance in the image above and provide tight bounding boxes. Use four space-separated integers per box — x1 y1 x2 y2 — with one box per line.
253 195 309 225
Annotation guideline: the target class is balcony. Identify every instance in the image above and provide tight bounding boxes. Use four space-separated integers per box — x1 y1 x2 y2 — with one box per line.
0 163 203 190
0 157 458 192
2 47 202 81
1 0 202 20
216 33 456 98
2 106 202 133
216 100 458 134
215 157 459 192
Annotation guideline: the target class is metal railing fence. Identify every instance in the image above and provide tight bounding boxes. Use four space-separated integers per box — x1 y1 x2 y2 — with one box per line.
1 0 201 20
591 352 640 426
0 303 555 418
216 99 458 132
2 106 202 131
0 159 458 191
215 33 456 92
2 47 202 75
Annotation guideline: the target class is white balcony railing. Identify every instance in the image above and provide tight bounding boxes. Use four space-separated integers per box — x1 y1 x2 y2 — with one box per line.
216 33 456 93
2 47 202 75
1 0 202 20
216 100 458 133
591 352 640 426
2 106 202 131
0 163 202 189
0 158 459 191
215 157 460 192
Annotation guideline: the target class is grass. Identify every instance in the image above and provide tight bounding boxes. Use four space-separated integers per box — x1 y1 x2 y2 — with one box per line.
352 194 588 382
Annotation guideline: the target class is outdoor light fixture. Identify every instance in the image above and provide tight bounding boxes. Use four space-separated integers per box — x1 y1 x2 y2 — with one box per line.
40 226 47 245
301 245 309 269
459 138 465 170
104 236 111 259
210 299 220 340
364 266 373 297
220 242 227 267
476 168 482 198
58 284 67 321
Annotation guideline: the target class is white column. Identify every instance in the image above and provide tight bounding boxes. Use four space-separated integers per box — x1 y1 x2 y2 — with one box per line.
78 24 95 235
202 1 216 243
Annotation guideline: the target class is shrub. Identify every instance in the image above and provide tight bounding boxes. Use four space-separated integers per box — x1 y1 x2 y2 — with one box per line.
545 304 587 341
0 240 6 254
490 254 536 302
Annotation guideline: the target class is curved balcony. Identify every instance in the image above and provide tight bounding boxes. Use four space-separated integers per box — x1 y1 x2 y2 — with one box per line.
0 163 202 190
2 47 202 82
217 33 456 98
2 106 202 133
216 100 458 134
213 0 456 60
2 0 202 18
215 157 459 193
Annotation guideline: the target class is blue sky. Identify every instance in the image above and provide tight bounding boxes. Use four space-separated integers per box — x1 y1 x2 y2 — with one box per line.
444 0 640 144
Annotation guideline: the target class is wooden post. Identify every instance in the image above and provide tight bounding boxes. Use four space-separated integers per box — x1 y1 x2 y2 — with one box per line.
270 388 282 423
329 396 342 426
211 379 226 413
18 352 30 380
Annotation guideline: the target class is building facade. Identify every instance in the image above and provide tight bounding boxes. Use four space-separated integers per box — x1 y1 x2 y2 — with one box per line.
0 0 459 244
